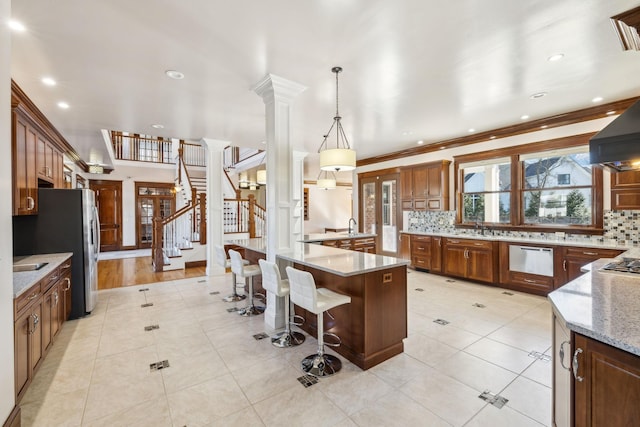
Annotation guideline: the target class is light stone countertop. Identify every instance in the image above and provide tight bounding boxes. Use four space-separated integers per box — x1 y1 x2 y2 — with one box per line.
301 232 377 242
13 253 73 298
226 238 408 277
549 248 640 357
402 230 633 250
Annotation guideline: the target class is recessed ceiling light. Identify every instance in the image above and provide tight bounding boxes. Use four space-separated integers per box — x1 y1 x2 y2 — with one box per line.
530 92 547 99
547 53 564 62
402 131 413 136
592 96 603 103
541 125 548 129
468 128 475 133
606 110 616 115
261 140 267 144
57 101 69 109
521 115 530 120
439 146 445 150
165 70 185 80
489 136 496 140
8 20 26 32
417 140 424 145
151 124 164 129
41 77 56 86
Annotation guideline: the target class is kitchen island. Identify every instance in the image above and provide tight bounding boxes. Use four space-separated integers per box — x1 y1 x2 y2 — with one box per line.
548 248 640 427
226 238 409 370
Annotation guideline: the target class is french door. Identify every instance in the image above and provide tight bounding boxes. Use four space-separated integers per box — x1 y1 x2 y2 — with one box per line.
135 182 175 249
359 171 402 257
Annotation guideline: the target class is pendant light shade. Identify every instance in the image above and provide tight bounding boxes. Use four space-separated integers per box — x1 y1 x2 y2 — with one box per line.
316 170 336 190
256 169 267 185
317 66 356 172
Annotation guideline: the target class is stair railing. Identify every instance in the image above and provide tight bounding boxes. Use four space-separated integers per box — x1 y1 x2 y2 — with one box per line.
223 194 266 237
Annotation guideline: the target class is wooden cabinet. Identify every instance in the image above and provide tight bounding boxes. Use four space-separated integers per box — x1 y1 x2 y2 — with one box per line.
610 170 640 210
401 160 450 211
552 313 572 427
12 110 38 215
573 333 640 427
399 233 411 261
443 237 497 284
37 135 64 185
431 236 442 273
14 260 72 402
411 235 432 270
557 246 624 287
498 242 555 295
320 236 376 253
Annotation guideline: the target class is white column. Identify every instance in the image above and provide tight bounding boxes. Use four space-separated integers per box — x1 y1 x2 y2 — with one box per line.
253 74 307 329
201 138 230 276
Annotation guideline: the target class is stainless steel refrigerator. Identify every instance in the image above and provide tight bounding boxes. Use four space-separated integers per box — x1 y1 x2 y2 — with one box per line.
13 188 100 319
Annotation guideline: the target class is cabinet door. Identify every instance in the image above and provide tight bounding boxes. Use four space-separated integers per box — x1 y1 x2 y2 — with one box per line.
467 249 495 283
431 237 442 273
399 234 411 261
30 302 43 374
51 286 61 339
400 168 413 202
13 115 38 215
561 248 624 284
37 134 47 179
426 164 442 198
443 244 467 278
574 333 640 427
14 309 31 400
552 315 572 427
61 275 72 321
42 288 53 353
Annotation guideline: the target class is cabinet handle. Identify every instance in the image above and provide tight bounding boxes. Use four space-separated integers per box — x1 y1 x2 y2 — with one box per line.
27 291 39 301
474 242 484 246
563 260 567 272
63 278 71 291
450 239 460 244
61 263 71 269
572 348 584 382
47 166 52 177
438 239 441 247
582 251 598 256
54 291 59 306
464 249 469 259
417 246 425 250
559 341 571 370
27 196 35 210
524 278 537 284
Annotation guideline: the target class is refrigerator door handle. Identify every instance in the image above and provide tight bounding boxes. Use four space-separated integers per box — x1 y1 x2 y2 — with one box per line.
93 206 101 256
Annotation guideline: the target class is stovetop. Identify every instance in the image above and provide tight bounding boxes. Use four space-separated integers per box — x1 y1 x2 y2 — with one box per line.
601 258 640 274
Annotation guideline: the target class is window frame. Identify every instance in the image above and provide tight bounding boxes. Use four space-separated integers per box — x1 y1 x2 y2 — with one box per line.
454 133 603 234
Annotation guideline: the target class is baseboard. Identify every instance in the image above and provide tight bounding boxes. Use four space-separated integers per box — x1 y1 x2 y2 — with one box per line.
185 260 206 268
120 245 138 251
3 405 20 427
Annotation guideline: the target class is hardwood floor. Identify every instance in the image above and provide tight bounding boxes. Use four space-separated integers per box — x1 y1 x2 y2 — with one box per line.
98 256 207 289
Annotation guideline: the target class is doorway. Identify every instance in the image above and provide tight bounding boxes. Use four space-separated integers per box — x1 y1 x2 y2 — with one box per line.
135 182 175 248
90 180 122 252
359 169 402 257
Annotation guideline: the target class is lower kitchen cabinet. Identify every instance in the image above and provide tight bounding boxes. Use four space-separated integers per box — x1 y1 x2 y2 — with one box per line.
558 246 624 287
14 297 43 402
498 242 555 295
443 237 497 284
411 235 432 270
573 333 640 427
321 236 376 253
431 236 442 273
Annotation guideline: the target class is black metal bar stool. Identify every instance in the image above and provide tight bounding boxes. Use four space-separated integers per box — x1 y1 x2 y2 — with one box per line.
228 249 264 316
258 259 305 347
285 266 351 377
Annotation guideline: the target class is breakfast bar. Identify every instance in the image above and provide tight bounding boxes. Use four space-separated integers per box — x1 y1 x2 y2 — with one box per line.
226 238 409 370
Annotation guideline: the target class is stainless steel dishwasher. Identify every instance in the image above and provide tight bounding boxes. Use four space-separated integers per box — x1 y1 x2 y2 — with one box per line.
509 245 554 277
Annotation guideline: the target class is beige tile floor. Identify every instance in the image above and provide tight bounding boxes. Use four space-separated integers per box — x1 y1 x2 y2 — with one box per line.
20 267 552 427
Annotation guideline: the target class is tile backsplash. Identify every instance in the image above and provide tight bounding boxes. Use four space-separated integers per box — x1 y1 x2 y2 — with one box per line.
407 210 640 246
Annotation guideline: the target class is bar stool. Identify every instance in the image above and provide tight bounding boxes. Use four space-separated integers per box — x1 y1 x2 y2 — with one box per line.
285 266 351 377
258 259 305 347
214 245 247 302
228 249 264 316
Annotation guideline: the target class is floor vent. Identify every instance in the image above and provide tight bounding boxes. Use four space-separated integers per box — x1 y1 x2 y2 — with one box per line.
502 291 514 296
479 390 508 408
253 332 269 340
138 288 149 292
446 279 456 283
227 307 240 313
528 351 551 362
144 324 160 331
150 360 170 371
433 319 450 325
414 288 425 292
141 303 154 308
297 374 319 388
472 303 486 308
198 279 206 283
209 291 220 295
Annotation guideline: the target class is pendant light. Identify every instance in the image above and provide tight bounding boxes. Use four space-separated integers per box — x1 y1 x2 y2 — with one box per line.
316 170 337 190
256 151 267 185
318 67 356 171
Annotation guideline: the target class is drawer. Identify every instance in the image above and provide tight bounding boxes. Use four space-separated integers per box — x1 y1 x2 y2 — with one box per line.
509 271 554 293
412 255 430 269
42 268 60 292
15 282 42 319
445 237 491 249
564 247 623 259
353 238 375 246
411 235 431 243
59 259 72 277
322 240 338 247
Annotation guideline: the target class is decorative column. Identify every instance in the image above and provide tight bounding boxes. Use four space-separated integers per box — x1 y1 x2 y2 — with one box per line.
253 74 307 329
201 138 230 276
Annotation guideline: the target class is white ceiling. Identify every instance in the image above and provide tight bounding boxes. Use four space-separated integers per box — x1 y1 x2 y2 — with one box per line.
10 0 640 169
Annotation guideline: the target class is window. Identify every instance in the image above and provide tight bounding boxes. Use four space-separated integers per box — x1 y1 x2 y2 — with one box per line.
454 134 602 231
557 173 570 185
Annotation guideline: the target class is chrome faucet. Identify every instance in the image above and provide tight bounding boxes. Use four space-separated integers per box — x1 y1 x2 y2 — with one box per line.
348 217 357 235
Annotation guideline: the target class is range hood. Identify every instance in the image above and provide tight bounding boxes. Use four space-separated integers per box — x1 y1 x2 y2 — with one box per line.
590 100 640 171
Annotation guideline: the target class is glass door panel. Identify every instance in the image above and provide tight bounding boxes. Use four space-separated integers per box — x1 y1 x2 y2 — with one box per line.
362 181 376 235
138 197 153 248
381 179 397 253
359 173 401 257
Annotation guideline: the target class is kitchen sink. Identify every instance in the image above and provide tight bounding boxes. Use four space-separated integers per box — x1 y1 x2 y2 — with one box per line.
13 262 48 272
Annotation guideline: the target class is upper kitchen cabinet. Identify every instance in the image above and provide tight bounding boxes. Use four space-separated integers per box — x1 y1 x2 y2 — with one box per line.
610 170 640 210
11 80 83 215
401 160 450 211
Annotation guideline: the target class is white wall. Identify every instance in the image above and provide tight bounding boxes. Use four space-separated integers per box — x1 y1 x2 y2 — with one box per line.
304 184 353 233
1 0 16 420
356 116 618 212
78 163 175 247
